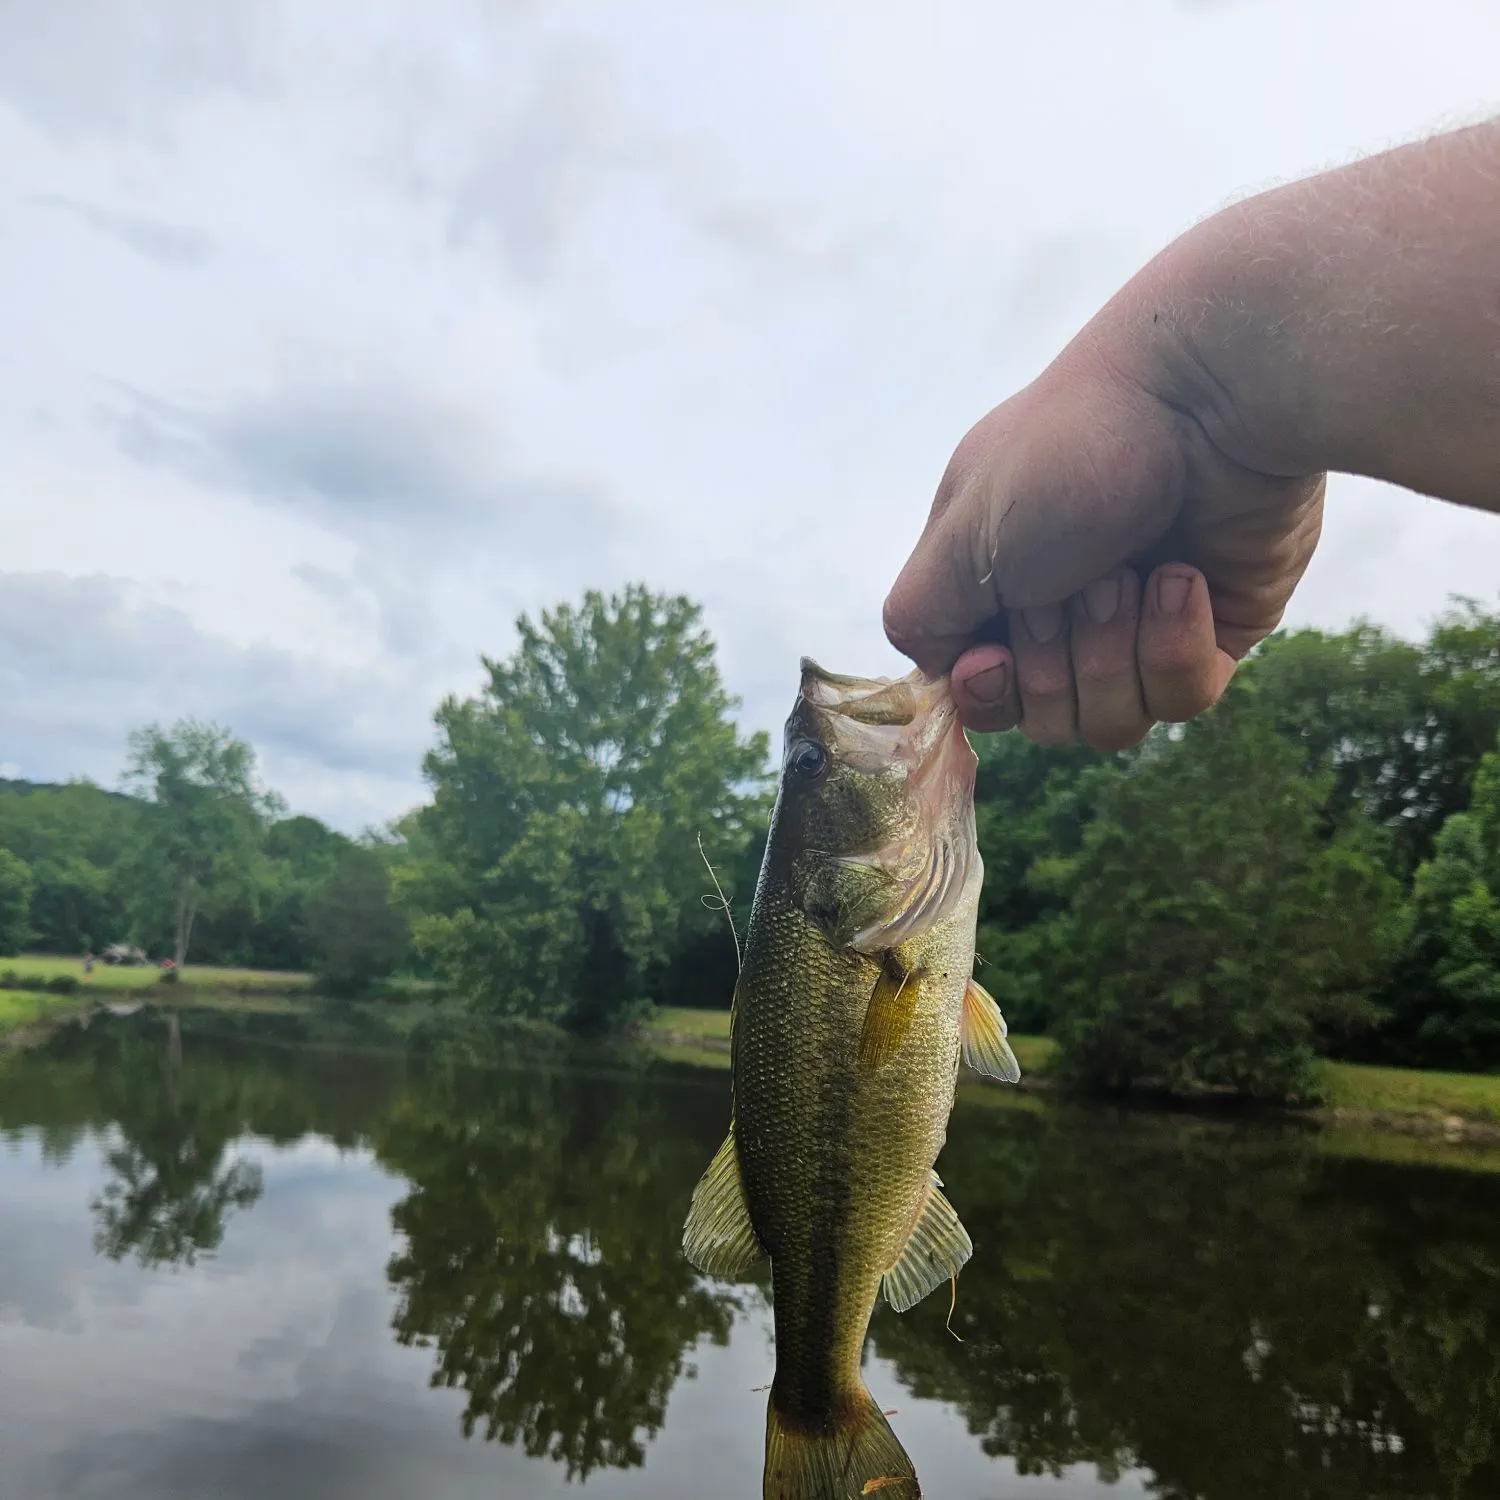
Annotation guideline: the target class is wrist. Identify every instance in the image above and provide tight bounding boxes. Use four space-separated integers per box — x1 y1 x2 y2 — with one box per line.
1135 193 1334 481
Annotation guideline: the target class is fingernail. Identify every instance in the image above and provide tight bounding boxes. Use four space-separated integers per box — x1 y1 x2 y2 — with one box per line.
1022 604 1063 643
964 661 1009 706
1156 572 1192 615
1082 577 1121 625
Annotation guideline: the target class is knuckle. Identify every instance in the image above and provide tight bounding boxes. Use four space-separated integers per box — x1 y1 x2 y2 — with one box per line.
1014 659 1073 700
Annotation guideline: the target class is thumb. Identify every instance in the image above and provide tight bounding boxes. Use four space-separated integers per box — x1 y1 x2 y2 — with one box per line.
883 378 1183 675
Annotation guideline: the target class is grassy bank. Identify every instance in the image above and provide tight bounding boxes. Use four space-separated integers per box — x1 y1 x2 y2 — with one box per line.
1 954 313 993
0 953 318 1046
644 1006 1057 1076
1318 1059 1500 1131
644 1008 1500 1140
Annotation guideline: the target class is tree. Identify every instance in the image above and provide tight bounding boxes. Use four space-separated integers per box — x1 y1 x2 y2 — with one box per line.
306 847 409 996
1044 702 1403 1099
1241 602 1500 876
1388 743 1500 1069
0 778 138 952
122 721 282 969
0 848 34 955
970 734 1108 1034
412 586 769 1031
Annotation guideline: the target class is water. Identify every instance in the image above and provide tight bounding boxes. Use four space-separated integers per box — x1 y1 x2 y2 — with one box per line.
2 1009 1499 1499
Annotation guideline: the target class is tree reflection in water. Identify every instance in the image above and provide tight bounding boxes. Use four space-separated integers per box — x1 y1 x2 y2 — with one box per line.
4 1014 1500 1497
379 1061 742 1478
869 1094 1500 1499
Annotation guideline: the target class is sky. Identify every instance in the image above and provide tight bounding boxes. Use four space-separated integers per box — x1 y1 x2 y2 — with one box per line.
2 0 1498 831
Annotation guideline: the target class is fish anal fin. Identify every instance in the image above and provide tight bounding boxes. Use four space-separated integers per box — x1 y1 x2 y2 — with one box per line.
882 1172 973 1313
962 977 1021 1084
857 956 923 1072
764 1386 918 1499
682 1126 764 1277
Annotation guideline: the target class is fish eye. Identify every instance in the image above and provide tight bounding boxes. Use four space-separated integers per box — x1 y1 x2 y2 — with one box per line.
788 740 829 780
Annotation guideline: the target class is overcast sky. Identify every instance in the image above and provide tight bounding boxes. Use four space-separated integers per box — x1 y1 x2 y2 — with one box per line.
3 0 1498 830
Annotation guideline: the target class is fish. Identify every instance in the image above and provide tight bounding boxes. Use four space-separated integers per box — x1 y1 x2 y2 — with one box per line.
683 659 1020 1499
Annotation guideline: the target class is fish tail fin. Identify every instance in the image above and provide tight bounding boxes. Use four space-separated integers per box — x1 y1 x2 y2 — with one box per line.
763 1386 919 1499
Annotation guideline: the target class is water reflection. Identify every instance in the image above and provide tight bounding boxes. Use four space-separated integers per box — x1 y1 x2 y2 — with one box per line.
377 1063 740 1477
2 1010 1500 1499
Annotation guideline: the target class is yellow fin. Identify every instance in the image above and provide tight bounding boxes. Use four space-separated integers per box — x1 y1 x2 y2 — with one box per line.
857 956 922 1072
682 1126 764 1277
882 1171 973 1313
764 1386 918 1499
962 977 1021 1084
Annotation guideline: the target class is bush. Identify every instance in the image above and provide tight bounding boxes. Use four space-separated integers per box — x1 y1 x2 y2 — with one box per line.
43 975 80 995
0 968 22 990
1047 709 1402 1101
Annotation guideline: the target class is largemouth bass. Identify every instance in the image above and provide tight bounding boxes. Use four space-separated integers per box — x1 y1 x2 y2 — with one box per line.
683 660 1020 1499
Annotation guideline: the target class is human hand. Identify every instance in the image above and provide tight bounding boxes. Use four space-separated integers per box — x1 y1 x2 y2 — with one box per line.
882 307 1325 749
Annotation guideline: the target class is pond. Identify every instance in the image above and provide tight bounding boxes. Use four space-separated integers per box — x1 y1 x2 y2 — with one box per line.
2 1008 1499 1499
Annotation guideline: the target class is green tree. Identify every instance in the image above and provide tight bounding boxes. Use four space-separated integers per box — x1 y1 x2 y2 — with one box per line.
970 734 1107 1034
1239 603 1500 875
0 848 35 955
306 847 409 996
122 721 283 969
1389 745 1500 1068
1045 703 1403 1099
0 778 138 952
412 585 769 1031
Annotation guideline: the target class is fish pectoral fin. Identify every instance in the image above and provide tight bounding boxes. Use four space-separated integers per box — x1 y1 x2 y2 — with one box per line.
682 1126 764 1277
857 955 923 1072
882 1171 973 1313
961 977 1022 1084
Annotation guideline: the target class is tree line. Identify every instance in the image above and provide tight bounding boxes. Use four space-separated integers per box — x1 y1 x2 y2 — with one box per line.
5 583 1500 1094
0 725 409 996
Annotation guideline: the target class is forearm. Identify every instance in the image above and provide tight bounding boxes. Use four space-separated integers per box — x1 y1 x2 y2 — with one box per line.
1139 121 1500 508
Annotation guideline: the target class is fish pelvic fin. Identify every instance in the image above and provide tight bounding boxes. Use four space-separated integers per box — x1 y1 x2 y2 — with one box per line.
961 977 1022 1084
764 1387 919 1500
882 1171 973 1313
682 1125 764 1277
856 955 923 1072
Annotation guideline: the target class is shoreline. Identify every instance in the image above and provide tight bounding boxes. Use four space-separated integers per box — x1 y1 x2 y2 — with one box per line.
9 990 1500 1154
640 1014 1500 1148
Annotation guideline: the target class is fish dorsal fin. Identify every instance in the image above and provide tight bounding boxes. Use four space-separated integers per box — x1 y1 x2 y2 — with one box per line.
682 1126 764 1277
857 954 923 1072
882 1171 973 1313
962 977 1022 1084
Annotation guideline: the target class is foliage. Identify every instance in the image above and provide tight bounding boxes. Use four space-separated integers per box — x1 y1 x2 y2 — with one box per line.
122 720 284 969
306 847 410 996
1388 746 1500 1069
1044 701 1404 1099
1245 604 1500 873
411 585 770 1031
0 847 35 956
0 778 139 953
970 734 1106 1034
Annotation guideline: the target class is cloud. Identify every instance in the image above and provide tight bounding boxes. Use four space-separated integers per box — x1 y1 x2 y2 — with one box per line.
108 383 620 570
0 571 432 828
28 194 216 268
0 1 274 141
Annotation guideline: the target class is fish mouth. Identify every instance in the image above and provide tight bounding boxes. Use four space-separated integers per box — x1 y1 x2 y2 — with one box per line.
798 658 971 780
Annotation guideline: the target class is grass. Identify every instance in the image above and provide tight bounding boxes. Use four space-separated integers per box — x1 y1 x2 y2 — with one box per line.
647 1007 732 1043
1317 1059 1500 1127
1 953 313 993
0 989 76 1033
643 1007 1058 1079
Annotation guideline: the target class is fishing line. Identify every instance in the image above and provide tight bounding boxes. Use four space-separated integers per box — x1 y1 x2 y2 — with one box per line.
697 832 742 972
